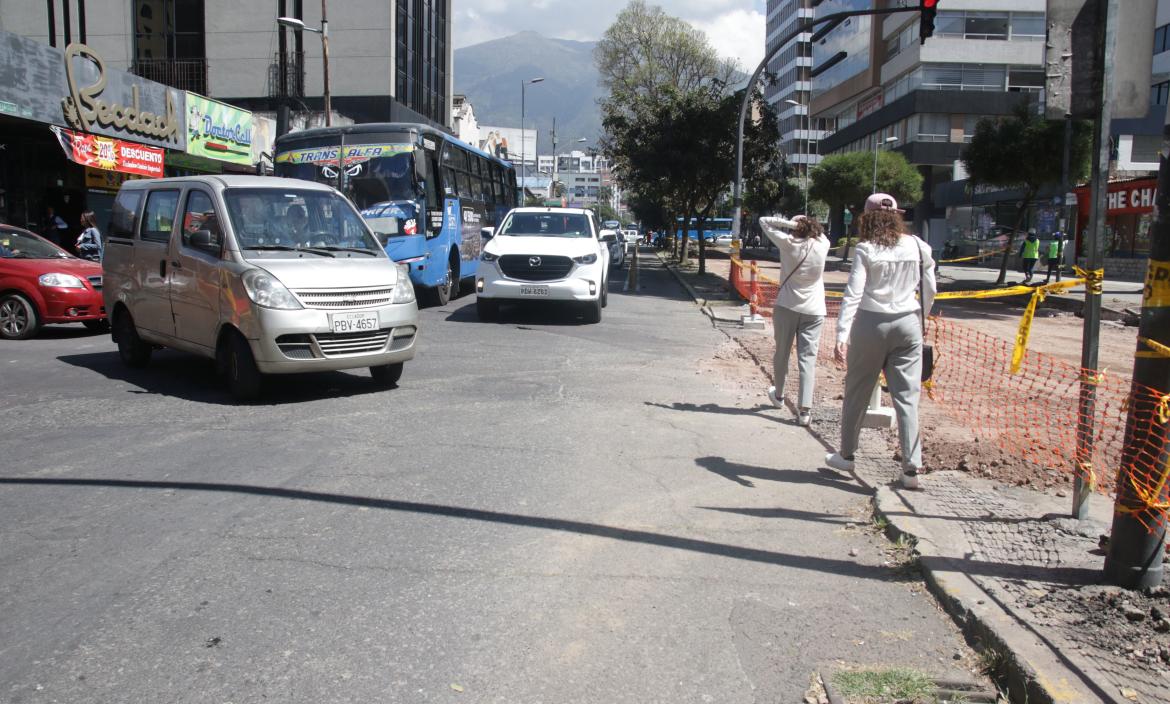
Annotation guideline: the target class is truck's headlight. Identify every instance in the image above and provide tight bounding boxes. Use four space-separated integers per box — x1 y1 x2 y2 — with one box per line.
38 273 85 288
242 268 302 310
573 253 597 265
481 251 499 262
392 263 415 304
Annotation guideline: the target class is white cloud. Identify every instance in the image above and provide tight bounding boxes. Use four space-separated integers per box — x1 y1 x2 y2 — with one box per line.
453 0 767 67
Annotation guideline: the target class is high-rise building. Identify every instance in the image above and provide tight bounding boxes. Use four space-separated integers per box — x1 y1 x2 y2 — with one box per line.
764 0 822 179
3 0 453 132
809 0 1048 243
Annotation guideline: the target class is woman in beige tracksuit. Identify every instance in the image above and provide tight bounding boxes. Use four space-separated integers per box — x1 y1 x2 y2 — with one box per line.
825 194 936 489
758 215 830 426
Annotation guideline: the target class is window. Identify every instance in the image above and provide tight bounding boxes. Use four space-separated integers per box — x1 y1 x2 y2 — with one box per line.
1156 24 1170 54
180 190 222 252
1132 135 1161 164
109 190 142 239
141 190 179 243
964 12 1009 40
1152 81 1170 106
921 63 1006 92
918 114 950 142
1010 14 1045 40
1008 67 1044 93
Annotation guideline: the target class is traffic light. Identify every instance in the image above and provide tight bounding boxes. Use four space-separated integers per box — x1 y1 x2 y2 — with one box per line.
919 0 939 44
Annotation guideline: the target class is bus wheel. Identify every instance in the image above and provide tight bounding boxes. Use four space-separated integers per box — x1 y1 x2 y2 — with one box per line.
428 254 458 306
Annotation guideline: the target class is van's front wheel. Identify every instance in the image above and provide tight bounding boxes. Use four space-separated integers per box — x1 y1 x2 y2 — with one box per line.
114 310 151 367
225 332 262 401
370 362 404 387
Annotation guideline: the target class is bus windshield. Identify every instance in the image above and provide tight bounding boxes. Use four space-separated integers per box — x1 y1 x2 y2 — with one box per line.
275 143 417 209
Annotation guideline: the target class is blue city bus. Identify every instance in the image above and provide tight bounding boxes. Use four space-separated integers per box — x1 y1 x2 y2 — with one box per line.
274 123 518 306
676 217 733 242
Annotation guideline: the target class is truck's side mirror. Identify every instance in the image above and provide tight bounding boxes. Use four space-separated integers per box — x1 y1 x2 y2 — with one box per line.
481 227 495 241
599 229 617 243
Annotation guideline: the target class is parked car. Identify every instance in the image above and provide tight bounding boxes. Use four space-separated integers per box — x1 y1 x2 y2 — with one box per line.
102 175 419 400
0 225 106 340
475 207 612 323
609 231 626 269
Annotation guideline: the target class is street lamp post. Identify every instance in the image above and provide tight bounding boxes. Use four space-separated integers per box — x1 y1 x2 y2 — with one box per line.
785 98 810 216
520 77 545 187
872 135 898 194
277 1 330 126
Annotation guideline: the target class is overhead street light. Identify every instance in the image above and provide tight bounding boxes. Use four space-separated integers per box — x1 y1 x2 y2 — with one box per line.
277 3 331 126
520 77 545 184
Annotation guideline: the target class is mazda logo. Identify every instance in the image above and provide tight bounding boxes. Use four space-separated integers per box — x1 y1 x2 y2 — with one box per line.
529 256 542 267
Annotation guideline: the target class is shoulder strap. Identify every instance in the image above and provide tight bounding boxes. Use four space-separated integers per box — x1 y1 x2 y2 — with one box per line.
778 241 812 293
916 237 926 330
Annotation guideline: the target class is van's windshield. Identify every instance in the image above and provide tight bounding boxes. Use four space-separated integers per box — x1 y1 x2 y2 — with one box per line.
223 188 382 257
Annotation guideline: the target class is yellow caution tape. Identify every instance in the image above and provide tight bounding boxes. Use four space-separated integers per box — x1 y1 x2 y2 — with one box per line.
939 248 1008 264
1137 336 1170 359
1144 259 1170 308
1008 277 1091 374
1073 266 1105 295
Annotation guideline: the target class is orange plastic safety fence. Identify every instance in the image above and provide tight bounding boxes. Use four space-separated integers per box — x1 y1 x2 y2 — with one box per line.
730 256 1170 533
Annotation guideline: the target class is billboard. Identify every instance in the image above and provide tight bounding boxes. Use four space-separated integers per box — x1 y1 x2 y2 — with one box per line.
811 0 873 100
478 125 536 164
186 93 253 164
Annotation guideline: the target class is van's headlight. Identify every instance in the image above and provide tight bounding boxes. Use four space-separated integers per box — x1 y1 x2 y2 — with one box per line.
573 253 597 265
392 263 415 304
38 273 85 288
242 268 302 310
481 251 498 262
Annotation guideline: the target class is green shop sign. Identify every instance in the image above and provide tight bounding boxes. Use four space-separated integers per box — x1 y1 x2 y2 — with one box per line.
185 93 253 165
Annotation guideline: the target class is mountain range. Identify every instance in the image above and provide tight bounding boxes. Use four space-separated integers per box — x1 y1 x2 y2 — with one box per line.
453 31 605 155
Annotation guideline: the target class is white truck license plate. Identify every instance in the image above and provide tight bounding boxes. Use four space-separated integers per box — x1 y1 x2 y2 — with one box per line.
520 285 549 296
331 312 380 334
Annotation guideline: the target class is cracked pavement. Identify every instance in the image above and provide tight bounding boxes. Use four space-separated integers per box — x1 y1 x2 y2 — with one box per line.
1 253 980 702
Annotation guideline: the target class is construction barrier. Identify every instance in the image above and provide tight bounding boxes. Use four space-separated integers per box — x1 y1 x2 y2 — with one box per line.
728 256 1170 533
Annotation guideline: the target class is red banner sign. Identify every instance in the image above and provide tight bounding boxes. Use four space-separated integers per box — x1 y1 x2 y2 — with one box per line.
1075 177 1157 217
57 128 164 178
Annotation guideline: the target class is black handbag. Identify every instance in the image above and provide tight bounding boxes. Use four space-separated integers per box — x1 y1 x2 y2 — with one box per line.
917 238 935 383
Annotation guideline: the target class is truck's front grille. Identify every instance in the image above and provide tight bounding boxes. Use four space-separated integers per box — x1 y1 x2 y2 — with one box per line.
498 255 573 281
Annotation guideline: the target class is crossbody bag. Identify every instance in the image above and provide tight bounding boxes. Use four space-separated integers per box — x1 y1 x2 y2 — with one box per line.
916 237 935 382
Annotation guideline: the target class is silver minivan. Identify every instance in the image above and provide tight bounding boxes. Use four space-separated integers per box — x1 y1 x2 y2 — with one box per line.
103 175 418 400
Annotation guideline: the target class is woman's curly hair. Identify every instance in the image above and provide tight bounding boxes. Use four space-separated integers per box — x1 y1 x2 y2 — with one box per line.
792 217 825 240
856 209 905 248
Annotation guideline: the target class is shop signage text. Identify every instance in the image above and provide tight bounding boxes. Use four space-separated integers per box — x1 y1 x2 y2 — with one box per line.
273 143 413 166
61 44 180 145
186 93 253 165
1107 183 1157 214
61 128 165 178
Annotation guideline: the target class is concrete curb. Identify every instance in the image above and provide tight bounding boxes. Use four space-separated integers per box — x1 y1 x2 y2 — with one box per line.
655 252 755 325
868 485 1113 704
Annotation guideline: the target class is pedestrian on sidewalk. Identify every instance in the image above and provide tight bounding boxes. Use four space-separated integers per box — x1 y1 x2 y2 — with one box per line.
826 194 936 489
1043 231 1065 284
1019 228 1040 284
42 206 68 249
759 214 830 426
75 211 103 262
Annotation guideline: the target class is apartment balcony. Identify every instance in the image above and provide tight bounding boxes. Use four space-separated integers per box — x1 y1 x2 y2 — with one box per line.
131 58 207 95
268 52 306 99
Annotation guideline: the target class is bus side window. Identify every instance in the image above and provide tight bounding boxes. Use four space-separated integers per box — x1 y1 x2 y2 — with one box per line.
425 152 441 206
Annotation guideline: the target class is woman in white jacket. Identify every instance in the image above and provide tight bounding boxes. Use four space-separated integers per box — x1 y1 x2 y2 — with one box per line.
825 194 936 489
759 215 830 426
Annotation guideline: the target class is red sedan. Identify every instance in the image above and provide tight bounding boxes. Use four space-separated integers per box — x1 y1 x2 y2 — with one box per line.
0 225 106 340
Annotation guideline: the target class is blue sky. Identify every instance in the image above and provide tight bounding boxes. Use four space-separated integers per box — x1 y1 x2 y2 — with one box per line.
454 0 768 71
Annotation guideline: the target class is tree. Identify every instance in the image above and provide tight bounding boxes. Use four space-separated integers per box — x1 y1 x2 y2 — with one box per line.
594 0 737 110
962 103 1091 284
808 150 923 260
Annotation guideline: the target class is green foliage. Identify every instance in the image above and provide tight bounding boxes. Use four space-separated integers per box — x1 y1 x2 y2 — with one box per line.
832 668 937 701
809 151 923 214
962 103 1092 193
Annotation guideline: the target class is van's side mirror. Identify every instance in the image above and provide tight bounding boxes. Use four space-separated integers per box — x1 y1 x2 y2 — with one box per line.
188 229 220 254
481 227 495 241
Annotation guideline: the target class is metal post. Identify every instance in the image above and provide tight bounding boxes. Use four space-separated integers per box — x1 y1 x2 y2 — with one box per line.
803 107 810 217
1104 24 1170 589
320 0 331 126
521 81 526 187
1073 0 1117 520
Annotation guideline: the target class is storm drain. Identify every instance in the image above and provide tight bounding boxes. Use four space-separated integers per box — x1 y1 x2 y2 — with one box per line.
816 670 1000 704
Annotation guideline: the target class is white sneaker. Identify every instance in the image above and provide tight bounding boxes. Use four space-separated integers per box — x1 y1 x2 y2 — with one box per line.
901 470 920 490
825 453 855 472
797 411 811 426
766 386 783 408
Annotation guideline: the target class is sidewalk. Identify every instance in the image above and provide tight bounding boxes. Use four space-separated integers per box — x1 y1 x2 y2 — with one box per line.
658 249 1169 704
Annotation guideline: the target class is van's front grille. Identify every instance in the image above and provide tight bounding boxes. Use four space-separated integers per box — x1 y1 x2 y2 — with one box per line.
293 286 395 309
498 255 573 281
314 330 391 357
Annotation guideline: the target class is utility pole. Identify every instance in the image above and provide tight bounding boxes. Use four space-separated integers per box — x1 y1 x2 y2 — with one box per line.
1104 56 1170 591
